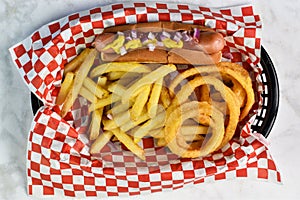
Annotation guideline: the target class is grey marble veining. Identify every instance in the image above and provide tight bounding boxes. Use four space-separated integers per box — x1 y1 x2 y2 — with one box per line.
1 0 299 199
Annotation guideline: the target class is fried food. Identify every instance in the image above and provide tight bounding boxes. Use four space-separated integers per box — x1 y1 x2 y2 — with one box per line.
90 131 113 154
83 77 108 99
168 62 254 120
107 82 126 96
88 95 120 112
119 111 150 132
90 62 151 78
56 47 255 159
63 48 93 75
131 84 151 120
107 71 126 80
111 128 145 160
180 125 209 135
96 76 108 88
79 86 97 103
122 64 176 103
60 49 97 117
107 101 133 115
165 101 224 158
132 109 166 143
56 72 75 105
160 86 172 108
147 78 163 118
170 76 240 150
89 109 104 140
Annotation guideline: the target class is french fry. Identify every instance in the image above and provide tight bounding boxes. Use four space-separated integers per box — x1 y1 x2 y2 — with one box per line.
147 78 163 118
130 84 151 121
103 109 151 133
107 71 126 80
79 86 97 103
89 95 121 112
156 138 167 147
108 80 149 98
89 77 107 140
119 110 150 132
148 128 164 138
90 62 151 78
61 49 97 117
122 64 176 103
56 72 75 105
118 74 142 87
121 71 141 79
63 48 92 75
102 118 118 131
97 76 108 88
83 77 109 99
107 101 133 115
108 82 126 96
111 136 119 142
111 128 145 160
89 109 104 140
103 109 131 130
103 107 147 131
96 76 107 120
133 110 166 143
160 86 172 108
90 131 113 154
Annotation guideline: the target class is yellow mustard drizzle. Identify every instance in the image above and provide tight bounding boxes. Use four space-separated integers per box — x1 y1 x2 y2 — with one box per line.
102 35 125 54
143 39 157 46
125 39 142 50
103 33 183 54
162 38 183 48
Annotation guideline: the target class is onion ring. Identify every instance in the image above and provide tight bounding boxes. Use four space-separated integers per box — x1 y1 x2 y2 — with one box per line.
164 101 224 158
168 62 254 120
169 76 240 150
222 74 246 108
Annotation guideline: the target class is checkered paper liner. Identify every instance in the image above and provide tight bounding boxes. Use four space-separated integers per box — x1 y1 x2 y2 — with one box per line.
9 2 281 198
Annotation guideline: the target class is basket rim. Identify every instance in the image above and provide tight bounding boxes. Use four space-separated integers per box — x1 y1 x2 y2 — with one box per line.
250 46 279 137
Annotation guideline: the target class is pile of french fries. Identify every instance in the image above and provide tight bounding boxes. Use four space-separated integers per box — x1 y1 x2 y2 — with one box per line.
57 48 177 160
56 47 255 160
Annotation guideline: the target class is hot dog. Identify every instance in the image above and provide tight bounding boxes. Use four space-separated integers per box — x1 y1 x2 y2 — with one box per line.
93 22 225 65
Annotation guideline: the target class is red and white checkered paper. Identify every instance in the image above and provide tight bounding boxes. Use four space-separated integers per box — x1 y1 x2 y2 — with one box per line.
9 2 281 198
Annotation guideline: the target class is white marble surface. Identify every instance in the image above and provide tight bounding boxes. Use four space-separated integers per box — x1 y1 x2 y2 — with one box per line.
0 0 299 199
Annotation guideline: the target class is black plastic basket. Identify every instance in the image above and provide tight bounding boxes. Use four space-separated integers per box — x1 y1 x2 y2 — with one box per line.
250 46 279 137
30 46 279 138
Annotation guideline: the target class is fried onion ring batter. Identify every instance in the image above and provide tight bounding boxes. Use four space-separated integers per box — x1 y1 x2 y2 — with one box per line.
164 101 224 158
